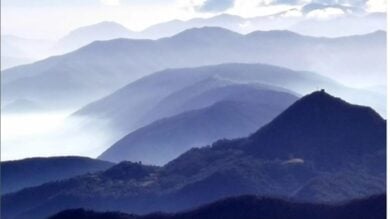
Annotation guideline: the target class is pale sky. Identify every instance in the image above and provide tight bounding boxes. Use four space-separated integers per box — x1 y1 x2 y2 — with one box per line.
1 0 387 39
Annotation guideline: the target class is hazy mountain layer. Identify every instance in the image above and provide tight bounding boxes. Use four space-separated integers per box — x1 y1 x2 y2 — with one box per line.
141 13 386 39
99 85 298 164
1 35 54 70
53 21 136 55
70 63 384 158
2 28 385 111
2 12 384 70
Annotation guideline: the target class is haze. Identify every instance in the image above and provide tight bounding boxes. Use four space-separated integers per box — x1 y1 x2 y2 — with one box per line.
1 0 387 161
1 112 116 161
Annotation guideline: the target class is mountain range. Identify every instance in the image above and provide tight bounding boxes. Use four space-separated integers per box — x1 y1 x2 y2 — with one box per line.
2 27 385 112
68 63 385 158
52 21 136 55
1 3 386 219
48 194 386 219
141 12 385 39
2 91 385 219
2 10 385 70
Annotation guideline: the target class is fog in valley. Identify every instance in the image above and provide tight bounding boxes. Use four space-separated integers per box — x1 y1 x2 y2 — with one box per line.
1 111 117 161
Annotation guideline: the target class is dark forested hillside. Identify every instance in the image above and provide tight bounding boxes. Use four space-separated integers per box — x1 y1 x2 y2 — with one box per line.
1 156 114 194
48 194 386 219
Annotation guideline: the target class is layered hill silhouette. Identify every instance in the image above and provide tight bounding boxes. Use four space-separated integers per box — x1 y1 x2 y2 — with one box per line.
53 21 136 55
99 85 298 164
1 35 54 70
2 91 385 219
1 98 43 114
2 28 385 110
48 194 386 219
69 64 384 157
140 12 385 39
1 22 134 70
1 156 114 194
135 77 298 128
3 12 384 70
74 64 328 131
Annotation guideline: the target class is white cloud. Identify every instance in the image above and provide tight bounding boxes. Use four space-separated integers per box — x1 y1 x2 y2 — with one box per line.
307 7 345 19
228 0 296 17
100 0 120 6
281 8 303 17
265 0 308 5
198 0 235 12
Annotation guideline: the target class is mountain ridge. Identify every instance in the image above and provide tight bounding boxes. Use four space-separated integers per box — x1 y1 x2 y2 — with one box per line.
98 86 298 164
2 28 385 111
48 194 386 219
1 156 114 194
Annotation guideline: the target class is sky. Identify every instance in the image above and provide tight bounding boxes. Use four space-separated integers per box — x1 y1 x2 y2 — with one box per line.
1 0 387 39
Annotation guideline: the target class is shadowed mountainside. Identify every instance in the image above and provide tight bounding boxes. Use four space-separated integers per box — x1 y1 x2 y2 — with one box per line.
48 194 386 219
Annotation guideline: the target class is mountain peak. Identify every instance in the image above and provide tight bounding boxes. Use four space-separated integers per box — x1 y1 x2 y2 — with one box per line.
72 21 130 32
292 89 345 105
169 27 241 41
102 161 158 180
248 91 385 167
208 13 244 21
246 29 303 39
276 89 380 116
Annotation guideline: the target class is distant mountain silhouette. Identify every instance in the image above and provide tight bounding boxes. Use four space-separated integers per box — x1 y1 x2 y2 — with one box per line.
1 156 114 194
143 16 246 39
2 28 385 110
290 14 385 37
134 76 296 128
2 12 384 70
1 35 54 70
53 21 136 54
140 12 385 39
67 64 336 156
1 22 136 71
2 91 385 219
99 86 298 164
48 194 386 219
74 63 325 132
1 56 34 70
1 98 43 114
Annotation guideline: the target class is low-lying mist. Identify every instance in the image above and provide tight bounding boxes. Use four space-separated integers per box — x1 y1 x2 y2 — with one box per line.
1 111 119 161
